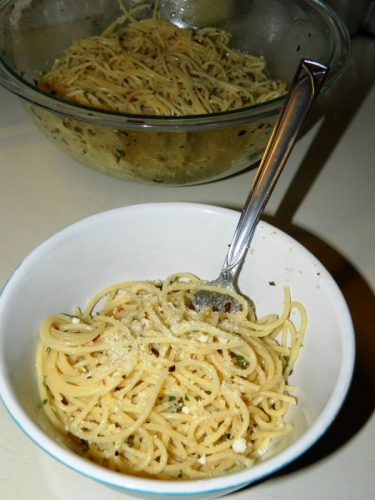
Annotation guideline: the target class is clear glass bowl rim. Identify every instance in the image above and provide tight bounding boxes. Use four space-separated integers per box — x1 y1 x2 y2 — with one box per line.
0 0 350 131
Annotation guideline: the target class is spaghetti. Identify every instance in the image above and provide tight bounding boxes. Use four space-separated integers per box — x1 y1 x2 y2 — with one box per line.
38 3 287 115
37 273 307 479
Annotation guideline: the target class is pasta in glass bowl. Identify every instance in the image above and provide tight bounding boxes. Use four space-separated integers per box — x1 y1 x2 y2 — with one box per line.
0 0 349 185
0 203 355 498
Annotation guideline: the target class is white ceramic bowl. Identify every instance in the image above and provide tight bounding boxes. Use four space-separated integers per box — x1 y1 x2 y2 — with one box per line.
0 203 355 499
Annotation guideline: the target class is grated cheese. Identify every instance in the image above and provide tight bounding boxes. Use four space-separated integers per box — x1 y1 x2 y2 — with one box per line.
232 438 247 453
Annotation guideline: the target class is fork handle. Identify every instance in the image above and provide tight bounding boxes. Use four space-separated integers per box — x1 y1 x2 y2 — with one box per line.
220 59 329 283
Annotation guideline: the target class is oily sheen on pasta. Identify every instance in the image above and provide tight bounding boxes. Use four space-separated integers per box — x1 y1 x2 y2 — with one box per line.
37 273 307 480
38 3 287 115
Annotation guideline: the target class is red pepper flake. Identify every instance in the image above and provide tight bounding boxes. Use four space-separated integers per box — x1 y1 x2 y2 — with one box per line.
224 302 232 313
168 365 176 372
92 335 100 343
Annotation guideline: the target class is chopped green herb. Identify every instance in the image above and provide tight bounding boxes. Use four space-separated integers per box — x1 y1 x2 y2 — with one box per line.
174 402 184 413
42 399 48 405
282 355 290 370
184 394 189 401
269 281 276 286
234 354 249 369
166 397 184 413
168 395 176 402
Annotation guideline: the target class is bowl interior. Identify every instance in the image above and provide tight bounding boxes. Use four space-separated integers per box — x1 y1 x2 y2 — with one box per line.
1 0 348 102
0 0 349 186
0 203 354 496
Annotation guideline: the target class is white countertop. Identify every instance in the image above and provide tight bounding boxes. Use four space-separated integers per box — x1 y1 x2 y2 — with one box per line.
0 35 374 500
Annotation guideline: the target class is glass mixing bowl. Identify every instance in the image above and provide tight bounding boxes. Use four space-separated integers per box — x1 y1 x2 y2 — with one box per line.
0 0 350 185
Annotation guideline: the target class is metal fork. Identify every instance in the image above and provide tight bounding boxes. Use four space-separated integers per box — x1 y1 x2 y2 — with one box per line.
192 59 329 312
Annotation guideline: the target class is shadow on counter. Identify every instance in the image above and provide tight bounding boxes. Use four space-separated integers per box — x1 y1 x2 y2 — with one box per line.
226 34 375 492
263 219 374 467
229 220 375 495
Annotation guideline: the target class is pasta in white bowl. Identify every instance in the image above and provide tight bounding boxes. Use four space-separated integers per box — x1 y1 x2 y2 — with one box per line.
36 273 306 479
0 203 354 499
